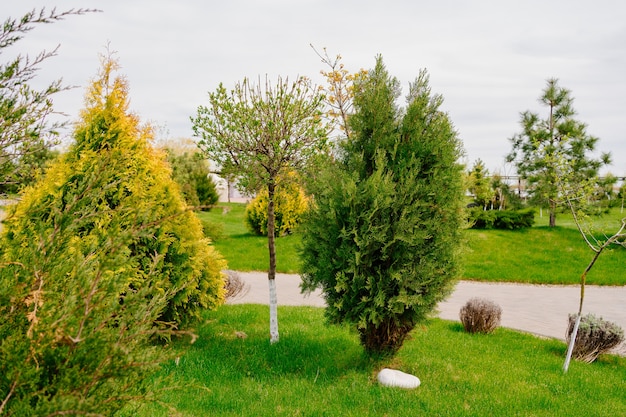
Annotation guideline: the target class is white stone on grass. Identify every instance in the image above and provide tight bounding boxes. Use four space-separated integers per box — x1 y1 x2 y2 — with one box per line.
377 368 421 389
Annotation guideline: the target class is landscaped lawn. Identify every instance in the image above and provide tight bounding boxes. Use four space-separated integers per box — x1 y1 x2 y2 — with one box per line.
463 226 625 285
198 203 302 273
198 204 626 285
115 206 626 416
122 305 626 417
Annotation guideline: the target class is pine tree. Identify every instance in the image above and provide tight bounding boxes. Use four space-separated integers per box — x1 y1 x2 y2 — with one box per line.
467 159 493 209
506 78 611 227
166 149 219 209
300 57 465 355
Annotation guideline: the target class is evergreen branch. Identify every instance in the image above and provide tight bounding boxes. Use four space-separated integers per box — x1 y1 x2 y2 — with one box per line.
0 377 19 415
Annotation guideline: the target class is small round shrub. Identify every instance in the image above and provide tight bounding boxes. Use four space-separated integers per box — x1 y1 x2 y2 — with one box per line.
245 174 308 236
459 297 502 334
566 313 625 363
223 270 250 301
201 218 225 241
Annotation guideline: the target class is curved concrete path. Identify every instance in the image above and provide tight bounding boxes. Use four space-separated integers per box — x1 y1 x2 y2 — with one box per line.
228 271 626 353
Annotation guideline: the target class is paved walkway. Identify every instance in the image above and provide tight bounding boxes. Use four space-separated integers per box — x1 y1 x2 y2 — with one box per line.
228 271 626 352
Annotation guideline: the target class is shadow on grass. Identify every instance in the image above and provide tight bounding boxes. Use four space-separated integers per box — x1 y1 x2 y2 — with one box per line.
180 305 379 385
224 232 259 240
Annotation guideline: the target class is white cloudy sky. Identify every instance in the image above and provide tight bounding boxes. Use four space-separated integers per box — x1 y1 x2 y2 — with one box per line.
4 0 625 175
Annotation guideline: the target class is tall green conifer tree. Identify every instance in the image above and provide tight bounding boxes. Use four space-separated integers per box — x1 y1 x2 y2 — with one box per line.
301 57 465 355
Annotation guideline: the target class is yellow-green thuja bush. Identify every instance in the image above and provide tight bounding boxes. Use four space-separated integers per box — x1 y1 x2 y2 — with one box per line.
0 55 225 415
57 57 226 325
245 173 309 236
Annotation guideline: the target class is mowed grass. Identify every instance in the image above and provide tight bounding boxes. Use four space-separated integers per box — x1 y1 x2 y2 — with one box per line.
125 305 626 417
463 226 625 285
124 207 625 415
198 203 301 273
199 204 626 285
533 207 626 231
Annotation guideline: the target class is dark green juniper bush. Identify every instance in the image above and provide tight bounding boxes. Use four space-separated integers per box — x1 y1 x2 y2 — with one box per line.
300 56 465 355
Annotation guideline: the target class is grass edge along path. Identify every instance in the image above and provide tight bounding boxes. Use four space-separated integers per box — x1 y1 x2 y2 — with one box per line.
198 204 626 285
463 226 626 285
123 305 626 417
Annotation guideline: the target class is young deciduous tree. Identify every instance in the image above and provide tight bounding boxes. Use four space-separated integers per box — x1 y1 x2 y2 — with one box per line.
300 57 465 355
551 158 626 372
0 8 98 191
506 78 611 227
192 76 328 343
0 54 226 415
311 45 366 141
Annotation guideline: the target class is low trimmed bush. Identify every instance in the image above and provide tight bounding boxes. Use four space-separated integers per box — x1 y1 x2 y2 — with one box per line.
566 313 624 363
245 175 308 236
468 208 496 229
460 297 502 334
468 208 535 230
493 208 535 229
223 270 250 301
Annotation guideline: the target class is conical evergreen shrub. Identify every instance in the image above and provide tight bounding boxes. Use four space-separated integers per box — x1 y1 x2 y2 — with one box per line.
301 57 465 355
0 55 226 415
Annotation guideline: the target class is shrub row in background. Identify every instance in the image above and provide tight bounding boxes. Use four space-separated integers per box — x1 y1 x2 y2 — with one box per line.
468 207 535 230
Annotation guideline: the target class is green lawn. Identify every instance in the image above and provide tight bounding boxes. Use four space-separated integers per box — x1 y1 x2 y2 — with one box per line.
199 204 626 285
123 305 626 417
463 226 625 285
533 206 626 232
118 207 626 416
198 203 302 273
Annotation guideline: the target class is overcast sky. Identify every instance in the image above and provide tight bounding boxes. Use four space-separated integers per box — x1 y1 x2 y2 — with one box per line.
4 0 625 175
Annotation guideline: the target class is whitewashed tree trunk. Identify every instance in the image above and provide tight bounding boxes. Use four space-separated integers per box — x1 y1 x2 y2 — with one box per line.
269 278 279 343
563 245 605 373
267 179 279 343
563 313 581 372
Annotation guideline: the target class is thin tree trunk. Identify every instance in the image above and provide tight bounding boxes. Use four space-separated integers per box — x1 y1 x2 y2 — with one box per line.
548 98 557 229
549 199 557 227
268 278 278 343
563 249 602 372
267 179 279 343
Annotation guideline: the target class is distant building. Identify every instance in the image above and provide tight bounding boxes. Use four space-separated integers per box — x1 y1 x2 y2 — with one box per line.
207 160 250 203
